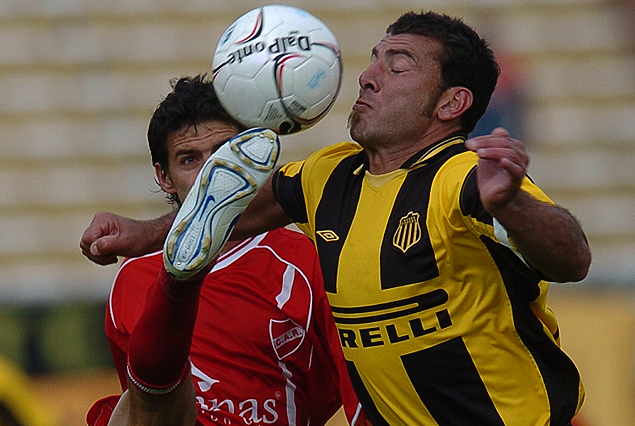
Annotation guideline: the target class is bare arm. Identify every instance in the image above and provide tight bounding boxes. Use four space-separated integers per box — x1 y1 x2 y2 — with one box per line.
489 190 590 282
80 175 291 265
465 128 591 283
231 171 292 240
80 211 175 265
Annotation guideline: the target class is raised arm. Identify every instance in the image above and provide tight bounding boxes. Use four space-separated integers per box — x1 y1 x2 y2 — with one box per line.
465 128 591 283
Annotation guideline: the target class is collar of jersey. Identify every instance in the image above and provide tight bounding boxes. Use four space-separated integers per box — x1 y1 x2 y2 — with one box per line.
402 132 467 169
211 232 268 273
352 132 467 176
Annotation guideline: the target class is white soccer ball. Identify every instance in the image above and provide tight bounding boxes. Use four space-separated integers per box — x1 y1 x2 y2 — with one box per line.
212 5 343 135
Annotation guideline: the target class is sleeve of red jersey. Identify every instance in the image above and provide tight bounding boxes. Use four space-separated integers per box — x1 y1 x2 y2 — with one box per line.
87 254 165 425
104 255 160 388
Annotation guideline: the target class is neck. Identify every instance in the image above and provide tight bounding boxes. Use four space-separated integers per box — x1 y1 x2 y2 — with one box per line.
365 127 459 174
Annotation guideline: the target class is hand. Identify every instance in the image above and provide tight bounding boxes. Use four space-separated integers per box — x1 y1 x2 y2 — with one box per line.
467 129 591 282
79 212 170 265
464 128 529 215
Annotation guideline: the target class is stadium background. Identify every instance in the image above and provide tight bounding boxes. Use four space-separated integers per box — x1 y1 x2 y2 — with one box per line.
0 0 633 424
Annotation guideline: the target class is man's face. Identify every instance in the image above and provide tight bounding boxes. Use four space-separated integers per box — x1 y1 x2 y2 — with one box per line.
348 33 446 149
155 120 242 203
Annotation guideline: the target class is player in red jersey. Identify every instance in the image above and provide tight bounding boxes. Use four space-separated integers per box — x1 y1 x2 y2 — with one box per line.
88 229 356 426
84 75 363 426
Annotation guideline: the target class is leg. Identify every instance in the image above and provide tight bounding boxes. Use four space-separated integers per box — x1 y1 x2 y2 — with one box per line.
112 267 203 426
107 380 197 426
111 128 280 424
127 128 280 390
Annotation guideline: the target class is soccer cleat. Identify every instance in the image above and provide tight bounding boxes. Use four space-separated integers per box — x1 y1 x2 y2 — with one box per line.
163 127 280 280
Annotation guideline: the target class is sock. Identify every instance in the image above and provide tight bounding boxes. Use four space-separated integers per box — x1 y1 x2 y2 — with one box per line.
126 265 210 394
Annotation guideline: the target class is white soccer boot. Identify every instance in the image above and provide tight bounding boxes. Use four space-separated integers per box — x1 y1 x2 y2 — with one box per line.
163 127 280 280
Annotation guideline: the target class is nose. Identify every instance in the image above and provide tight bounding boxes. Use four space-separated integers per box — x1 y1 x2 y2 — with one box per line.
358 62 379 92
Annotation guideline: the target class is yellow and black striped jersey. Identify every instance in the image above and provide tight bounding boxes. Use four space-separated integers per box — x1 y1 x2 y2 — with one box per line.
273 134 584 426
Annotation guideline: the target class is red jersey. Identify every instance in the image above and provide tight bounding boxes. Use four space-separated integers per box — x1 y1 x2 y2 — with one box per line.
87 229 362 426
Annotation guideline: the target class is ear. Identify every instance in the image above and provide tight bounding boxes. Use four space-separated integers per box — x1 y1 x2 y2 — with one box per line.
154 163 176 195
436 87 473 121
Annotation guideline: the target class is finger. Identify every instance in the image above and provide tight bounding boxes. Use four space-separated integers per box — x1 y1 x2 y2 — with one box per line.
80 214 112 247
467 139 528 166
88 233 122 264
79 237 91 253
465 135 507 151
466 128 524 152
80 245 118 266
470 146 527 164
90 233 122 257
490 127 509 137
499 156 527 177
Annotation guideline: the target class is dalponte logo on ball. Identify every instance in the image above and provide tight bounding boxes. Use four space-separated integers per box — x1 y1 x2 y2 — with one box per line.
224 33 313 65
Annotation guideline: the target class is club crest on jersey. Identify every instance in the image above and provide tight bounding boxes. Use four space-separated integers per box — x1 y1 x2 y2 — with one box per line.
269 318 305 360
393 211 421 253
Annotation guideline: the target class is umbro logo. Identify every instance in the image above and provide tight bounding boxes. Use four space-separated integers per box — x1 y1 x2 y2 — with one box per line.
316 230 339 242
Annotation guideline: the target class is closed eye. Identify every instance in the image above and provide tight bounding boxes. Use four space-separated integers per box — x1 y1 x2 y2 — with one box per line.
388 52 416 73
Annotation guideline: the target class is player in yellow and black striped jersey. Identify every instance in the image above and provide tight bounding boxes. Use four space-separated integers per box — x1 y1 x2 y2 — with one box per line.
79 10 591 426
266 10 590 424
273 134 585 426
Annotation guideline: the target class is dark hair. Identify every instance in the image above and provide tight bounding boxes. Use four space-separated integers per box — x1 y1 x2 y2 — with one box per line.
147 74 243 204
387 11 500 133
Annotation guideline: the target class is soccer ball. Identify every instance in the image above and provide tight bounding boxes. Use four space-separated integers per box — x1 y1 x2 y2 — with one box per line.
212 5 343 135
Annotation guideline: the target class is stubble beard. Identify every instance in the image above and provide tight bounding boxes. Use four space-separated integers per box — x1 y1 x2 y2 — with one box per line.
346 86 443 147
348 108 374 147
347 109 361 141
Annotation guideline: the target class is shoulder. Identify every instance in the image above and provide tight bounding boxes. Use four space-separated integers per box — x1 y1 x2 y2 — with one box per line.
279 142 362 177
431 149 480 201
436 149 551 204
109 252 163 327
308 141 363 160
265 226 311 243
260 228 317 257
256 229 321 278
115 252 163 288
437 149 478 177
305 142 363 171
